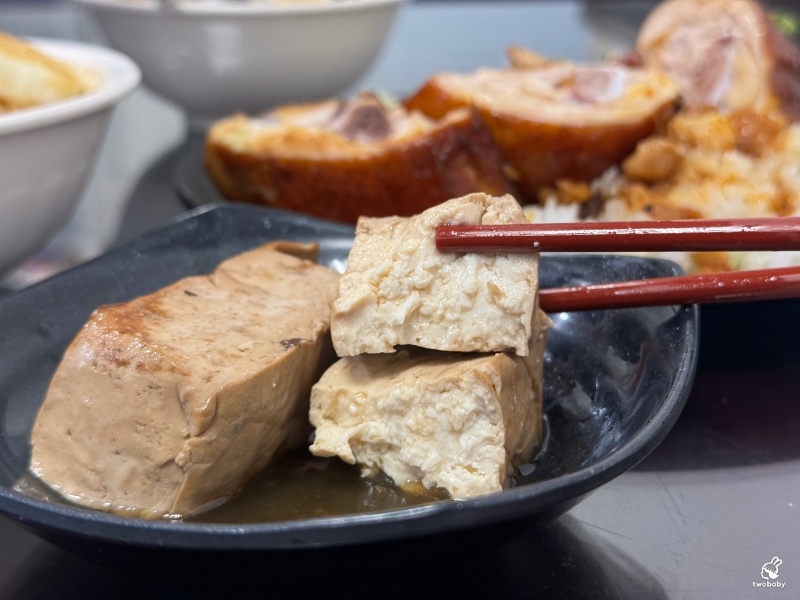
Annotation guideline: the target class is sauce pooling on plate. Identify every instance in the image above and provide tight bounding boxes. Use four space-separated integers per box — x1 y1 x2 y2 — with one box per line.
190 450 450 524
14 451 448 523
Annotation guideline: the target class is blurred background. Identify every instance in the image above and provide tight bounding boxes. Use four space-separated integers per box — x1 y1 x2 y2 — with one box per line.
0 0 797 291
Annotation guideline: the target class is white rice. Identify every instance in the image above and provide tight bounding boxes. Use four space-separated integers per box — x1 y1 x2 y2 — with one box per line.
523 110 800 275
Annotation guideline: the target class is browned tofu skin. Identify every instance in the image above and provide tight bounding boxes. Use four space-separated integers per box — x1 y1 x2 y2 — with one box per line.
29 242 340 518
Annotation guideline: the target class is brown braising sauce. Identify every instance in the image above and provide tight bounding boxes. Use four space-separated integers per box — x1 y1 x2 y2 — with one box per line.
15 451 450 523
189 449 451 524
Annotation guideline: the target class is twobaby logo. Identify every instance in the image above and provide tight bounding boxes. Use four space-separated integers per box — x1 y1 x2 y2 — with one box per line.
753 557 786 589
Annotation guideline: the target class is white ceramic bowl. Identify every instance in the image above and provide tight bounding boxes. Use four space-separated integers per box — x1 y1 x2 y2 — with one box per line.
75 0 407 129
0 38 140 277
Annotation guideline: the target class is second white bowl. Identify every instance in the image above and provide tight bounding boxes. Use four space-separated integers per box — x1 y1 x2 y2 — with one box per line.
75 0 408 129
0 38 140 277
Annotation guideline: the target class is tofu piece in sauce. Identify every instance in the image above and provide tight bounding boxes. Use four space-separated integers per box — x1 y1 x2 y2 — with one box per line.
319 193 550 499
29 242 340 518
310 309 550 499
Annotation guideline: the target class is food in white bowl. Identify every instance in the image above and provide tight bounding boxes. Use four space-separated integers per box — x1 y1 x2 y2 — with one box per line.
0 35 140 277
74 0 408 129
0 32 99 112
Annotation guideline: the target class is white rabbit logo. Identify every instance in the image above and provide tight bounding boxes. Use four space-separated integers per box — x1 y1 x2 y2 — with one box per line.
761 557 782 580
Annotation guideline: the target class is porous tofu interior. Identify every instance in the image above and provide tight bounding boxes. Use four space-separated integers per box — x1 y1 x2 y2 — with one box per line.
331 193 540 356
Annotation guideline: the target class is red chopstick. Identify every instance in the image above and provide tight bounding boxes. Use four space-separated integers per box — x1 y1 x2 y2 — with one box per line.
539 265 800 312
436 217 800 253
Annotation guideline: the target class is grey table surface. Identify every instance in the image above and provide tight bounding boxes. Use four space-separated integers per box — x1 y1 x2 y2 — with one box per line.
1 2 799 598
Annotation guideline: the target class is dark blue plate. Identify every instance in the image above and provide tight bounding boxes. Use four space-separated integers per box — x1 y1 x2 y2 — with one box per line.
0 204 697 557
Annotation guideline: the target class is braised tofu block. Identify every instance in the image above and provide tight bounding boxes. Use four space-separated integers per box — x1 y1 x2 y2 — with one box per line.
331 193 540 357
310 309 549 499
29 242 340 518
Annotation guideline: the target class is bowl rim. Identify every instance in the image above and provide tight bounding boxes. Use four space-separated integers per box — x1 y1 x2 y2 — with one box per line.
0 37 141 138
73 0 407 17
